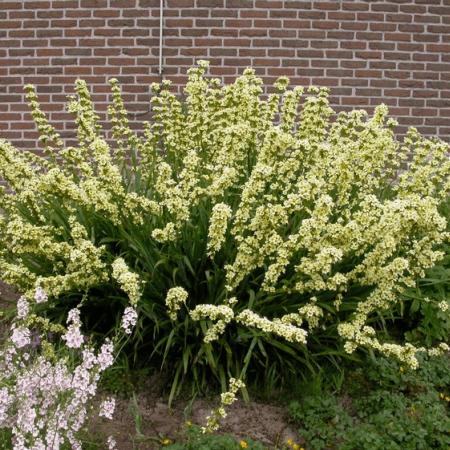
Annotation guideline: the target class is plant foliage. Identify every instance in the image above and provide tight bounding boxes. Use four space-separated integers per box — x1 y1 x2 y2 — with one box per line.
0 61 449 396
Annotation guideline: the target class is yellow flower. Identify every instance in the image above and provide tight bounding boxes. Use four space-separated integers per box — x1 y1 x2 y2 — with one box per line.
185 420 192 427
286 439 294 446
161 438 172 446
240 440 248 448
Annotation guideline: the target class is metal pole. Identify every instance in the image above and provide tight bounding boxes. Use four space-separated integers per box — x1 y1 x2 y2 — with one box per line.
159 0 164 76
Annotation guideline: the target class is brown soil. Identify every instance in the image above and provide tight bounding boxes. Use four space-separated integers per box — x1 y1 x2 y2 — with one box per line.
92 390 299 450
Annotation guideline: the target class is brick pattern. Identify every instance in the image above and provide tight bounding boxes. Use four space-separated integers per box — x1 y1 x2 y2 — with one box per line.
1 0 450 149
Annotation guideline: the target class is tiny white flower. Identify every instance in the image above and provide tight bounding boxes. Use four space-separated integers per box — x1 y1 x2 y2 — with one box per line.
121 307 138 335
11 326 31 348
107 436 117 449
34 286 48 304
99 398 116 420
17 296 29 319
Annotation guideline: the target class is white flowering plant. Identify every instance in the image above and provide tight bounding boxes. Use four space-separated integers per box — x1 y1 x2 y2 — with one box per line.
0 286 137 449
0 61 449 398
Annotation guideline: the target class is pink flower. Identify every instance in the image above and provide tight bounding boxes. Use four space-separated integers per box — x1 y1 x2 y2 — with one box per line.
11 326 30 348
16 297 29 319
97 340 114 371
121 307 138 335
99 397 116 420
62 309 84 348
62 324 84 349
34 286 48 304
67 308 81 325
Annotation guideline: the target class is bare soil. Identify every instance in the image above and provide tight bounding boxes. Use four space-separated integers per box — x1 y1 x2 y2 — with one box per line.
92 390 299 450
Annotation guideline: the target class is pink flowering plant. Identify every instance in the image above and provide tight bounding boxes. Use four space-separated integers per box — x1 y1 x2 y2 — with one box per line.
0 287 137 449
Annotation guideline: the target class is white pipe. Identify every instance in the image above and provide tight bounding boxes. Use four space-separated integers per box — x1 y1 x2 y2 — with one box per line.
159 0 163 76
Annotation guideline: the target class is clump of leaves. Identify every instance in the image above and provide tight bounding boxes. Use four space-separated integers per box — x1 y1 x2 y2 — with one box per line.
289 354 450 450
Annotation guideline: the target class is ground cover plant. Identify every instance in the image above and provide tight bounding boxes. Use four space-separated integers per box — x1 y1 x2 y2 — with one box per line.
0 61 449 447
288 353 450 450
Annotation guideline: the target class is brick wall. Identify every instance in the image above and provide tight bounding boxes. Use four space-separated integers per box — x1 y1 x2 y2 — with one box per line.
1 0 450 150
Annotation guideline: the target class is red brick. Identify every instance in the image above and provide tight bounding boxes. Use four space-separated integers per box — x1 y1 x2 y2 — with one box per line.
211 48 238 56
1 21 22 29
66 29 92 37
10 30 35 38
327 31 354 40
356 32 383 40
342 2 369 11
297 49 324 58
371 3 397 12
355 51 382 60
385 70 410 79
108 19 135 27
211 9 238 17
341 22 368 30
282 39 308 48
415 14 440 24
413 33 440 42
66 10 91 18
397 43 424 52
240 9 267 18
211 28 238 37
313 21 339 30
66 48 92 56
36 29 63 38
427 43 450 53
10 11 36 19
328 11 355 20
386 14 413 23
197 0 223 5
268 48 294 57
384 52 411 61
181 29 208 37
369 42 395 51
269 29 296 38
223 58 251 66
0 3 22 9
413 53 439 61
284 1 312 8
111 0 136 6
165 37 194 46
226 0 253 6
180 8 209 17
51 1 78 7
23 20 49 28
356 12 385 21
239 25 271 36
225 19 252 27
24 1 51 8
370 22 396 32
80 0 108 6
94 9 121 17
138 0 160 6
280 19 311 28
